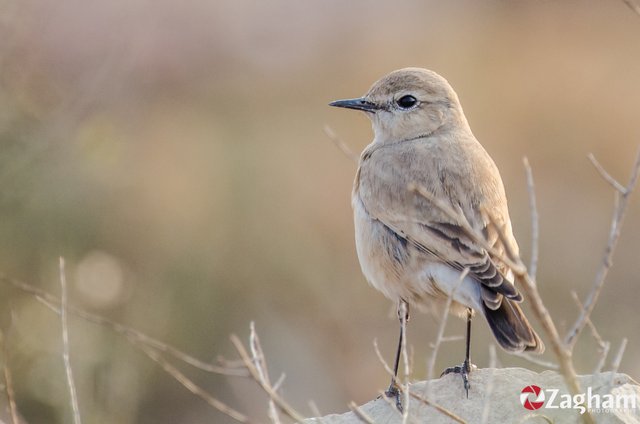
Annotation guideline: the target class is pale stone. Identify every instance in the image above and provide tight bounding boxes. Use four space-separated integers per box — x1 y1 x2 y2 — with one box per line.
304 368 640 424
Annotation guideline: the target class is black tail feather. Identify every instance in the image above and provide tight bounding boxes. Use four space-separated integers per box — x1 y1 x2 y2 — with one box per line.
483 299 544 354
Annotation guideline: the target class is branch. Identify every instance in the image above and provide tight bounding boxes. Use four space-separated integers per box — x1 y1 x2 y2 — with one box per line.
1 329 19 424
34 295 253 423
0 275 248 377
587 154 626 194
610 337 628 375
347 402 375 424
426 268 469 382
249 322 280 424
565 149 640 348
570 291 610 374
515 273 589 422
609 338 628 388
404 390 467 424
138 344 252 423
513 352 559 371
622 0 640 17
59 257 81 424
409 183 527 275
523 157 540 282
323 125 359 163
230 334 307 423
372 338 395 377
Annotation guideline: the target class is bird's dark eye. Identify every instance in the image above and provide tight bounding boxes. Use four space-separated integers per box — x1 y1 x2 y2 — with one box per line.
396 95 418 109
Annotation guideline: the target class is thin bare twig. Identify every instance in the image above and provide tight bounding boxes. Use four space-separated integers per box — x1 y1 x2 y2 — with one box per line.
35 295 254 423
323 125 359 163
372 338 395 378
429 335 464 346
230 334 307 423
348 402 375 424
1 330 19 424
405 390 467 424
588 154 627 194
426 268 469 381
0 275 248 377
513 352 559 370
482 210 521 268
515 273 588 417
610 338 628 375
609 338 628 388
272 373 286 392
308 407 328 424
622 0 640 17
59 258 81 424
569 291 610 374
138 344 252 423
565 149 640 348
593 341 612 375
409 183 527 275
523 157 539 282
308 400 322 418
249 322 280 424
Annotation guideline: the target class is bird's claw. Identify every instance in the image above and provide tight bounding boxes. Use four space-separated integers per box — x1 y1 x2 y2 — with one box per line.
384 383 403 412
440 360 477 398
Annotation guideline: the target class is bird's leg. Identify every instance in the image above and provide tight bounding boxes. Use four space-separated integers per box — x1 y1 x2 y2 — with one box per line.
441 308 476 398
385 300 409 411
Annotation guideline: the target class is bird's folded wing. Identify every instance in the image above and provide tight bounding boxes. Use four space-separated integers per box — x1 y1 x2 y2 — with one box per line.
360 188 522 305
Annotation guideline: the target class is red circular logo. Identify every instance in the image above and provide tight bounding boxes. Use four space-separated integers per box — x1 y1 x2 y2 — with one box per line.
520 385 545 410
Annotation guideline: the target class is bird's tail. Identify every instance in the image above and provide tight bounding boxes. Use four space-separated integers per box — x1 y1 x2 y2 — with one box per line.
483 299 544 354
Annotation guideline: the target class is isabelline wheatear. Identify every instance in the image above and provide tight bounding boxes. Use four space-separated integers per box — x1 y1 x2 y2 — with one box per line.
330 68 544 404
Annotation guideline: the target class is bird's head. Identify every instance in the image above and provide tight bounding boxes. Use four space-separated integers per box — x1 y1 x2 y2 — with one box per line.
330 68 469 143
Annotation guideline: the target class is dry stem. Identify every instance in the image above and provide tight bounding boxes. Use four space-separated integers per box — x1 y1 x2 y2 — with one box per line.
523 157 539 282
622 0 640 17
348 401 375 424
404 390 467 424
570 291 610 374
231 334 307 423
565 149 640 348
139 344 252 423
426 268 469 382
249 322 280 424
0 275 248 377
513 352 559 370
323 125 359 163
610 338 628 375
372 338 395 377
35 296 253 423
1 330 19 424
59 257 81 424
408 183 526 275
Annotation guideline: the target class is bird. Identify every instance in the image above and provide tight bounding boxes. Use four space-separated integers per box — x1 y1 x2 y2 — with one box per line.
329 68 544 404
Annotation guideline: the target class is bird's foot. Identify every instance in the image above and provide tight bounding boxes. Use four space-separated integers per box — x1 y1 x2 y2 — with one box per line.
384 383 403 412
440 360 477 398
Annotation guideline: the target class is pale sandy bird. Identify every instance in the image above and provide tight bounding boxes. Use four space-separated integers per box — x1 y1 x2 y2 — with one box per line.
330 68 544 401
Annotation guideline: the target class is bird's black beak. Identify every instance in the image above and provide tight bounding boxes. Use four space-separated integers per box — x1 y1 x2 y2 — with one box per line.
329 97 379 112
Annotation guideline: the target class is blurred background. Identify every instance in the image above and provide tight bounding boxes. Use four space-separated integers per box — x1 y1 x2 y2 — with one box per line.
1 1 640 423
